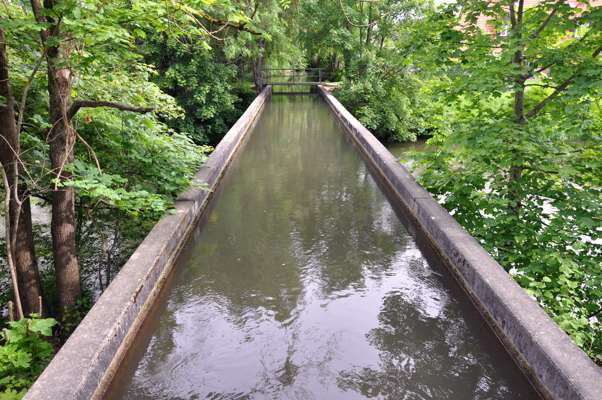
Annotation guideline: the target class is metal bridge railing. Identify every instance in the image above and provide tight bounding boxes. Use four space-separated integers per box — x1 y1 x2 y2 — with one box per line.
261 68 326 86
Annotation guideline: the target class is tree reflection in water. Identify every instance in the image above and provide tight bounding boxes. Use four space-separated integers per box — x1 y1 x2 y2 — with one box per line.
338 280 527 400
108 96 537 400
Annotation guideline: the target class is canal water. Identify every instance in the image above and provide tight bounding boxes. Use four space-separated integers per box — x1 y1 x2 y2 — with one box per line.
386 138 429 160
108 95 537 399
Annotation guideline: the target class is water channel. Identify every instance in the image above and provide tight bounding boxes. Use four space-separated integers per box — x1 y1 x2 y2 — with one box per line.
107 95 538 399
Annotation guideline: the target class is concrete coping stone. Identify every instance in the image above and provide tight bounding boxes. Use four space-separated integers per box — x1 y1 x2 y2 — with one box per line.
317 85 602 400
23 87 272 400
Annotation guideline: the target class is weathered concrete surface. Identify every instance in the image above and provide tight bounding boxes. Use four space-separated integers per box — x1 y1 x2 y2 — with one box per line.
317 85 602 400
23 87 272 400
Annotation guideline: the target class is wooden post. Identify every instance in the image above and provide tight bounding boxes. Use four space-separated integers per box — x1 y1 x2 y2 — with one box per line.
8 301 14 321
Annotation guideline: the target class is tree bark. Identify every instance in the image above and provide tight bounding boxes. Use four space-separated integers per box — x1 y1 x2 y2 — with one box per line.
365 4 373 47
47 59 81 311
251 39 265 93
0 28 43 316
509 1 525 216
32 0 81 311
67 101 153 120
14 194 43 315
510 0 526 125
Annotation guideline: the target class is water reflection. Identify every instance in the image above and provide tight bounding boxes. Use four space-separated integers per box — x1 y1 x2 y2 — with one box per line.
337 255 530 399
386 138 429 160
107 96 537 399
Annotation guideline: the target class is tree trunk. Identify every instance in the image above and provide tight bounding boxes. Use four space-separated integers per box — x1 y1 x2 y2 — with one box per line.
509 1 526 217
47 61 81 311
365 5 373 47
36 0 81 311
237 56 245 82
510 1 526 125
513 52 526 125
15 194 43 315
251 39 265 93
0 28 43 316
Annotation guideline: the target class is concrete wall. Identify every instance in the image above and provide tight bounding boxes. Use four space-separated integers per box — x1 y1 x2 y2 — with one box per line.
23 87 272 400
317 85 602 400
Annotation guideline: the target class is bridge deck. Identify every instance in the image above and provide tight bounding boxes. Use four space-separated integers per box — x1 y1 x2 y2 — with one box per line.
268 81 322 86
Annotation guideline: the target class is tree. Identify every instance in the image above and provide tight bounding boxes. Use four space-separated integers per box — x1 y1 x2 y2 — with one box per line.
29 0 156 311
0 0 273 317
0 25 43 318
411 0 602 361
297 0 433 142
0 0 275 394
28 0 81 313
26 0 193 312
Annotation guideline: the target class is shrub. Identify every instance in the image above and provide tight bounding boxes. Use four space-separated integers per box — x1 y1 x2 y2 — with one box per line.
0 317 57 399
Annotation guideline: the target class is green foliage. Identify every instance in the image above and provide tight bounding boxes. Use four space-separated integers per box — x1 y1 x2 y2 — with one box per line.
0 317 56 398
298 0 434 142
336 65 436 142
0 0 215 318
138 0 305 145
57 295 92 340
222 0 305 68
417 100 602 360
0 0 597 385
337 77 412 142
141 34 246 145
71 112 209 219
68 109 210 297
408 0 602 362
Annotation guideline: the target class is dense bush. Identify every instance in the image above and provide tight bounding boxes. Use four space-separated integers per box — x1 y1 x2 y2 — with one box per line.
0 318 56 399
408 2 602 363
337 74 419 143
416 94 602 362
142 33 253 145
337 72 445 143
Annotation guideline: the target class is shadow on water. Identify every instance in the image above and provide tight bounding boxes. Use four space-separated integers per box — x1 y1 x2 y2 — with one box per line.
385 138 429 159
106 95 539 400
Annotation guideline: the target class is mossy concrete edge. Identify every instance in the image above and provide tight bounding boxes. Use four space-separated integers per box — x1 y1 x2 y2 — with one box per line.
318 85 602 400
23 86 272 400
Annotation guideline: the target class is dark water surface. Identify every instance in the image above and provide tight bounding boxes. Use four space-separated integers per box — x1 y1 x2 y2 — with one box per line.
108 96 537 400
386 138 429 159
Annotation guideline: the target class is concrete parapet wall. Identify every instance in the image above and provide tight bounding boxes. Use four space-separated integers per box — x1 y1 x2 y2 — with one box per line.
317 85 602 400
23 87 272 400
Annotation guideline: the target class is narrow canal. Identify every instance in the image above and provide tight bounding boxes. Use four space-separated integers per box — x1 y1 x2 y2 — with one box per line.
107 95 537 399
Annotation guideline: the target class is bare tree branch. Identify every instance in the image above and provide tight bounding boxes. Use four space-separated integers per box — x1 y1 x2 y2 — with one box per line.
0 162 23 319
16 48 46 135
524 83 557 89
526 46 602 118
193 7 261 35
67 100 154 120
75 131 101 173
534 60 556 74
517 0 524 26
530 2 560 40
